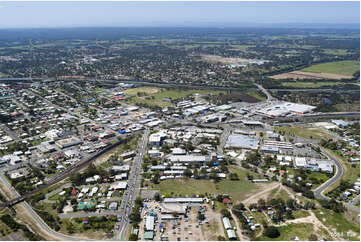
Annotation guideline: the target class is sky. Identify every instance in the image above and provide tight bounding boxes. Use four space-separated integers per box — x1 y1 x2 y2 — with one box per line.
0 1 359 28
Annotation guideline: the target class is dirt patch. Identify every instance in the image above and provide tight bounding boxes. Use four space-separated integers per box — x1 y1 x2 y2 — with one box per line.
270 71 353 80
200 54 266 65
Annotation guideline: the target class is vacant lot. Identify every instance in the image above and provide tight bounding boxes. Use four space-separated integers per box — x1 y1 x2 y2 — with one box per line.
151 167 261 202
256 223 315 241
201 54 264 65
314 208 360 241
322 49 349 56
124 86 224 108
302 60 360 76
274 125 333 140
270 71 353 80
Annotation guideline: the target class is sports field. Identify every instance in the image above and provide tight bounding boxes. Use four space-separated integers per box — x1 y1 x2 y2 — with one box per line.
151 166 261 202
301 60 359 76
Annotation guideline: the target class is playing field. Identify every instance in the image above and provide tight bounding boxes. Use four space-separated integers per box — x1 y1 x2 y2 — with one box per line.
151 167 261 202
274 125 333 140
301 60 360 76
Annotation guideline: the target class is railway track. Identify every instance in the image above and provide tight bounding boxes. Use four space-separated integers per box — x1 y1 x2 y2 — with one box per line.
0 134 136 208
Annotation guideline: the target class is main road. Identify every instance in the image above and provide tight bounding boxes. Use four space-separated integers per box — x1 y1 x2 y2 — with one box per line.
114 129 150 240
313 146 344 201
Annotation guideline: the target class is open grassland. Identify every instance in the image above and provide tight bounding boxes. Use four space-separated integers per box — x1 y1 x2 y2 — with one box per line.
322 49 349 56
314 208 360 241
281 81 342 88
292 210 310 219
301 60 360 76
152 167 260 202
274 125 333 140
247 91 267 101
124 86 224 108
256 223 315 241
230 45 256 51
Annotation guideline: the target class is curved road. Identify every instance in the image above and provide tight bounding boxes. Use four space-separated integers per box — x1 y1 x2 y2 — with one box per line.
313 147 343 201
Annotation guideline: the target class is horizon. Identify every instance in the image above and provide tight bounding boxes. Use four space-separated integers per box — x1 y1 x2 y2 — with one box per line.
0 1 359 29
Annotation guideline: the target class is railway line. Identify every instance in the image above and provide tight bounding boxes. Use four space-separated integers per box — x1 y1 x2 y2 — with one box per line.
0 133 136 208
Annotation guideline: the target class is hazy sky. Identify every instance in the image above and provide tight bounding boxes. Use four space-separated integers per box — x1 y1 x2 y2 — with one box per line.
0 1 359 28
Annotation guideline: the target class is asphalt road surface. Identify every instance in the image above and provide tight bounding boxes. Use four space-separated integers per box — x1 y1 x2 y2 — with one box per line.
313 147 343 201
114 129 150 240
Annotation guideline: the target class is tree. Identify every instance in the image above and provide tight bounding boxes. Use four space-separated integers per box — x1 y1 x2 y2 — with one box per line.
229 173 239 180
220 209 231 218
257 198 266 210
264 226 280 238
193 169 199 179
217 236 226 241
184 168 193 178
129 234 138 241
152 173 160 184
309 234 318 241
197 213 205 221
154 193 161 202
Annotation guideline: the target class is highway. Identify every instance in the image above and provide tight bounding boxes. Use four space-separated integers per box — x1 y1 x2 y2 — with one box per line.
273 112 360 122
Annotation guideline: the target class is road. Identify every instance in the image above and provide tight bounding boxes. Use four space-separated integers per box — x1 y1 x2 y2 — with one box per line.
115 129 150 240
269 88 359 93
217 125 231 155
0 172 83 241
254 83 276 101
313 147 343 201
0 124 20 141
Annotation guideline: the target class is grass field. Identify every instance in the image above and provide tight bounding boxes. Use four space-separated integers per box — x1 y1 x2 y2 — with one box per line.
152 167 260 202
322 49 349 56
292 210 310 219
274 125 333 140
314 207 360 240
256 223 315 241
230 45 256 51
247 91 267 101
281 81 342 88
301 60 360 76
124 86 224 108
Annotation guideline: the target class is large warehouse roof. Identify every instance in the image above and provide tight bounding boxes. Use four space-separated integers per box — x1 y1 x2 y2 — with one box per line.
225 134 258 150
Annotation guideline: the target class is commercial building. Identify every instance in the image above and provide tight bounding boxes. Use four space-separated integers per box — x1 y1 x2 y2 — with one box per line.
294 157 307 168
331 120 349 128
225 134 258 150
55 136 82 149
168 155 209 163
145 216 155 231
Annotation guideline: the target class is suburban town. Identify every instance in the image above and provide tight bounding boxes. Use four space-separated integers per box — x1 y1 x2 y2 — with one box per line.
0 1 360 242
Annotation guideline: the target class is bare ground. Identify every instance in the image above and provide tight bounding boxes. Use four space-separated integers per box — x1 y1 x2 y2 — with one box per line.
270 71 353 80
